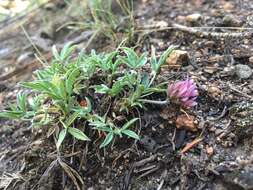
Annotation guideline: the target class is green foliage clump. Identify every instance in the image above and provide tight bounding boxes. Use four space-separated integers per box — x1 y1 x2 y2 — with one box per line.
0 43 175 149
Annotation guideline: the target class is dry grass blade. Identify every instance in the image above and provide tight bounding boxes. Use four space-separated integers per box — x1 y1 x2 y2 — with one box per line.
58 158 84 190
0 172 23 190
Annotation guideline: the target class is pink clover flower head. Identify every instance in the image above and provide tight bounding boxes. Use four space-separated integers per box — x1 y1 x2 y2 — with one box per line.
167 78 198 107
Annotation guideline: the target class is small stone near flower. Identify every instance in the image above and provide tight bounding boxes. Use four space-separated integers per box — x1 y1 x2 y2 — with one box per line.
165 50 189 69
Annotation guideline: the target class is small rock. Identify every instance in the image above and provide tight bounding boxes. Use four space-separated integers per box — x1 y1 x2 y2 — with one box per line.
165 50 189 69
175 114 197 132
246 15 253 27
204 66 217 74
206 145 214 156
155 20 168 28
215 129 224 136
17 52 33 64
222 2 234 11
222 15 242 27
249 56 253 64
205 41 216 48
176 15 186 22
0 48 10 57
208 85 221 97
235 64 252 79
208 55 224 63
186 13 202 23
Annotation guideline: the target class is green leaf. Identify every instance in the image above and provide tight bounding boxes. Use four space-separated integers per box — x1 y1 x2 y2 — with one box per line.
122 118 138 130
0 110 25 119
157 46 176 70
52 45 61 61
137 53 147 67
65 111 80 128
110 80 124 96
150 45 158 73
56 129 67 150
93 126 112 133
100 132 113 148
91 84 109 94
17 92 26 112
21 81 49 92
141 73 150 88
58 78 67 100
85 97 92 112
68 127 90 141
122 129 139 140
65 68 80 95
120 47 147 69
60 42 76 61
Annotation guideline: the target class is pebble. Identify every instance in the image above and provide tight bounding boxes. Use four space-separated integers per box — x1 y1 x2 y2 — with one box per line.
165 50 189 69
206 145 214 156
17 52 33 64
249 56 253 64
235 64 252 79
223 2 234 11
222 15 242 27
186 13 202 23
215 129 223 136
208 85 221 97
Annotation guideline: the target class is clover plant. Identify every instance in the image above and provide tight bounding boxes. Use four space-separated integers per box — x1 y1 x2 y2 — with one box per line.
0 43 176 149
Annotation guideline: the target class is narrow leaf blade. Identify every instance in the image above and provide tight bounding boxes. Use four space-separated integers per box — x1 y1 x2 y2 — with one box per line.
56 129 67 150
100 132 114 148
122 129 139 140
68 127 90 141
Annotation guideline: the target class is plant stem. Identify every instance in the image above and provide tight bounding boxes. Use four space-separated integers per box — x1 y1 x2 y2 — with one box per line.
139 99 168 105
149 74 155 87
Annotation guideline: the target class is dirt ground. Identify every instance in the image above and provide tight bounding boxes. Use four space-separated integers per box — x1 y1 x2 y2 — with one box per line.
0 0 253 189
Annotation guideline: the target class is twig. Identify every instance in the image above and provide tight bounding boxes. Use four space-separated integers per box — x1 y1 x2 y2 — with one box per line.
138 25 253 31
137 23 253 39
136 165 160 179
180 137 203 154
172 23 252 38
228 84 253 100
208 106 227 121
